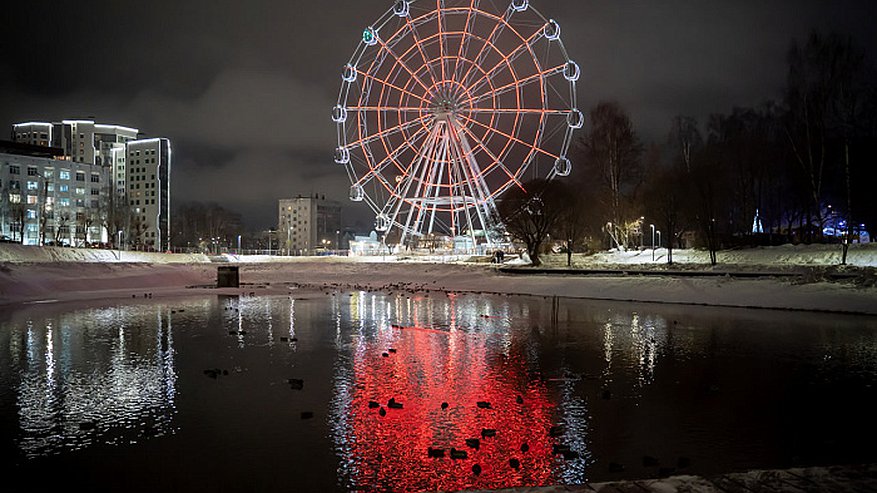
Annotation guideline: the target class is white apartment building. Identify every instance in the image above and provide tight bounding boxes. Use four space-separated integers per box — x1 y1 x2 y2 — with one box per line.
127 138 172 251
278 195 342 255
1 142 107 245
9 119 171 250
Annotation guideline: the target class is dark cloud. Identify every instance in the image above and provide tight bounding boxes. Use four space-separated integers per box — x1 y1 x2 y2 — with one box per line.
2 0 875 230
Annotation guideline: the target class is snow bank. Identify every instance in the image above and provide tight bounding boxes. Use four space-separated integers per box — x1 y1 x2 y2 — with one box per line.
0 243 209 264
547 243 877 269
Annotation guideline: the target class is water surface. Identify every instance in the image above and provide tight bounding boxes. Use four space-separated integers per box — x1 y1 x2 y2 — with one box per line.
1 291 875 492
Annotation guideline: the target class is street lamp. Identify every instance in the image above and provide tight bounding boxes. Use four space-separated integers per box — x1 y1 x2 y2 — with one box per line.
650 224 656 261
117 230 123 261
657 230 662 252
237 234 242 255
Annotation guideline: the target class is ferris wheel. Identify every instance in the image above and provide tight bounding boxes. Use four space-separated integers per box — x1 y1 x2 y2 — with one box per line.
333 0 582 246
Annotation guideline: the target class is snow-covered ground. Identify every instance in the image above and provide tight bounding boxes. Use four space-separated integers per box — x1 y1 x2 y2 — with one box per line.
545 243 877 269
2 243 876 314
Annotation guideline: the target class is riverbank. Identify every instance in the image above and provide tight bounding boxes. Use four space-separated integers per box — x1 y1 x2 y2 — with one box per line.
3 260 877 315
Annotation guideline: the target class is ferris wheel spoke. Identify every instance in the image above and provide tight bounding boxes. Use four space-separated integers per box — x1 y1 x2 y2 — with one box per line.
465 28 545 96
437 0 447 85
403 15 441 89
466 108 571 115
348 106 427 114
456 5 536 91
458 113 557 161
454 5 512 87
375 37 434 96
451 0 479 84
447 121 500 235
453 119 525 191
464 63 564 106
355 124 431 188
357 69 430 106
348 114 429 149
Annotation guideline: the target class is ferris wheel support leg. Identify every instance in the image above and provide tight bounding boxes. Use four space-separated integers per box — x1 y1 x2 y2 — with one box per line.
381 124 441 242
449 119 501 246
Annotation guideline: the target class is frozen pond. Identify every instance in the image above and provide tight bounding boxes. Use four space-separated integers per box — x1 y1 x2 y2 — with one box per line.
1 291 875 491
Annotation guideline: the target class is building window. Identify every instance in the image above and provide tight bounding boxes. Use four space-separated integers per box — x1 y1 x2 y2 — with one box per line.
44 169 54 178
26 209 37 219
59 198 70 207
27 167 38 176
60 171 71 180
27 195 38 205
91 189 100 196
27 181 39 190
75 187 86 195
59 185 69 193
9 165 20 174
90 174 99 183
75 172 85 181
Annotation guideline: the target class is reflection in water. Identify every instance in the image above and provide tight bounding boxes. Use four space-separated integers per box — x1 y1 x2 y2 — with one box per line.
330 292 589 492
5 304 179 457
1 293 875 492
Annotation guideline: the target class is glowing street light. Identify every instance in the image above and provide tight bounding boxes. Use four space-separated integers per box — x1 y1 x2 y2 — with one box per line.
650 224 656 261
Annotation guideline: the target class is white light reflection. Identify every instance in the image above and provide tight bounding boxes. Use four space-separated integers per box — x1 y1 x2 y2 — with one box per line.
10 304 179 457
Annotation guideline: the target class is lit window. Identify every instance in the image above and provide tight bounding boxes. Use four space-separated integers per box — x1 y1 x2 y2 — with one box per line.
60 171 71 180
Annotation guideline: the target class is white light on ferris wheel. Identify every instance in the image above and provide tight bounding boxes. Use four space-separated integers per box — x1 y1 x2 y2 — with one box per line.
393 0 410 17
511 0 529 12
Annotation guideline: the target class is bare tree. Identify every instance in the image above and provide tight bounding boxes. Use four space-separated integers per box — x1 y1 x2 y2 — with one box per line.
101 183 128 248
54 209 71 245
554 189 591 267
580 101 644 250
498 179 568 266
668 115 703 173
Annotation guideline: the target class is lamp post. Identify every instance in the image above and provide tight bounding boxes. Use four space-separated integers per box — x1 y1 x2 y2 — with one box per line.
650 224 656 261
117 230 123 261
237 234 242 255
657 230 662 252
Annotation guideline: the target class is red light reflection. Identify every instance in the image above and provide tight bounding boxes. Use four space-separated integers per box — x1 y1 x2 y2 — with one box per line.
337 320 561 492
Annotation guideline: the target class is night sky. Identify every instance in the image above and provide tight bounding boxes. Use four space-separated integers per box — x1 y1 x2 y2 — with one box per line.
2 0 875 230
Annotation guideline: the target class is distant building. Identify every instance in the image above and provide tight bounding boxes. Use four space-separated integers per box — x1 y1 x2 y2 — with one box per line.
1 141 108 245
127 138 172 251
278 195 342 255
